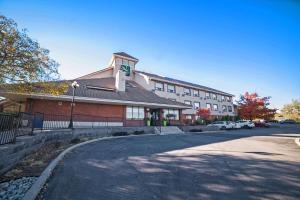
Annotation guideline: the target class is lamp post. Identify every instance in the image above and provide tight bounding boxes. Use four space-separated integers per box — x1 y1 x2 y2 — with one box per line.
68 81 79 129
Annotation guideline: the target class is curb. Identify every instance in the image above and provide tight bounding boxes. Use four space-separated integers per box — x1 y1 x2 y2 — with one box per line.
295 138 300 147
22 133 157 200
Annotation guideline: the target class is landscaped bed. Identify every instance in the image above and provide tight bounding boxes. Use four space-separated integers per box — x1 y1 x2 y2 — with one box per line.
0 130 152 200
0 140 79 200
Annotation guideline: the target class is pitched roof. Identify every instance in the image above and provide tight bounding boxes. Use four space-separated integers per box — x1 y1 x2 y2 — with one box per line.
64 78 189 108
135 70 234 96
113 52 139 61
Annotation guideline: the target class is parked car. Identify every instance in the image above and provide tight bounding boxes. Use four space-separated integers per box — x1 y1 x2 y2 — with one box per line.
268 119 279 123
235 120 255 129
227 121 241 129
254 121 271 128
207 121 235 130
279 119 296 124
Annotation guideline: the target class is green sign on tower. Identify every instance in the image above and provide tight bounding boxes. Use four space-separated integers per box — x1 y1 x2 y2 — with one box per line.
120 65 131 76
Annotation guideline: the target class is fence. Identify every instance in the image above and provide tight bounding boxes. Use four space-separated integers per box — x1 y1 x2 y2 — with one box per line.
0 113 17 145
42 113 124 129
0 111 187 145
0 112 125 145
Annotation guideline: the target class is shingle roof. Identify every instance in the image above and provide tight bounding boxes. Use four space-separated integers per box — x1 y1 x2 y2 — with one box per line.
135 70 234 96
113 52 139 61
65 78 189 107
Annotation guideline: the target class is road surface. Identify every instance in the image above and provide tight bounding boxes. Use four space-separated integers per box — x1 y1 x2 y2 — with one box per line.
39 127 300 200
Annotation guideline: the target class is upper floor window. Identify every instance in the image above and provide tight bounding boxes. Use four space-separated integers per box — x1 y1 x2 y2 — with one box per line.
228 106 233 112
205 92 211 99
194 102 200 109
193 90 199 97
167 84 176 93
213 104 218 111
184 88 191 96
226 96 231 102
184 100 192 105
221 96 225 101
206 103 212 110
222 105 227 112
212 94 217 100
155 82 164 91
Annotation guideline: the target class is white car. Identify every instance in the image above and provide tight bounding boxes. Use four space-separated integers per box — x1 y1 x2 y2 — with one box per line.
207 121 235 130
235 120 255 129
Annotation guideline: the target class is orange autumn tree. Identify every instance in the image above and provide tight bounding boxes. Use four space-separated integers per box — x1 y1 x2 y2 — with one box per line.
196 108 211 121
237 92 277 120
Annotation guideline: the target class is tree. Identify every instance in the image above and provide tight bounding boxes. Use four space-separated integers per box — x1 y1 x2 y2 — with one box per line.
196 108 211 121
281 100 300 121
0 15 68 95
237 92 277 120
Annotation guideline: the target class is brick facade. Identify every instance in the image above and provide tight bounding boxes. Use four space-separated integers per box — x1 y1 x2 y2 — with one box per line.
26 99 124 118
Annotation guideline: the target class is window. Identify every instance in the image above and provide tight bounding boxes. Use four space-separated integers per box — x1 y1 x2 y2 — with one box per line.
205 92 211 99
168 98 176 101
132 107 139 119
185 115 192 119
226 96 231 102
184 88 191 96
167 84 176 93
184 100 192 105
212 94 217 100
193 90 199 97
194 102 200 109
213 104 218 111
163 109 179 120
228 106 233 112
206 103 212 110
126 107 132 119
222 105 227 112
221 96 225 101
126 106 144 119
155 82 164 91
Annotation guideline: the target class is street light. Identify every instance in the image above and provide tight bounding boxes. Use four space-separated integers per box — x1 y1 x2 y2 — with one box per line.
68 81 79 129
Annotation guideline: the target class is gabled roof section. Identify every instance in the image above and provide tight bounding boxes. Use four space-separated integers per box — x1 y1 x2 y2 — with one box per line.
67 78 189 108
113 52 139 61
135 70 234 96
77 67 113 79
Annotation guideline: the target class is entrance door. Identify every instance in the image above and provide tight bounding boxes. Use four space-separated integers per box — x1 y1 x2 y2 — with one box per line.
150 109 160 126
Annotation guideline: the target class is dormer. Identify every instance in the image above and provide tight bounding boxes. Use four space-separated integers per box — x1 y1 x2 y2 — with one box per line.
109 52 139 80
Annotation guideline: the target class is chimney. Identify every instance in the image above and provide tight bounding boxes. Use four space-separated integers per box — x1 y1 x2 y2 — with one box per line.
115 70 126 92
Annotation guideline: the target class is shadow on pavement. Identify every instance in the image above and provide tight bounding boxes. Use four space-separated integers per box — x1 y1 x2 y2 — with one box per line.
40 128 300 200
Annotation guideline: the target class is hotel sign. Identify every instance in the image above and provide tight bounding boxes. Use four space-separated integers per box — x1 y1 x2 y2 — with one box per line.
120 65 130 76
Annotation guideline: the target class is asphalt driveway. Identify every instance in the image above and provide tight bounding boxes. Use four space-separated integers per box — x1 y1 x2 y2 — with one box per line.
39 127 300 200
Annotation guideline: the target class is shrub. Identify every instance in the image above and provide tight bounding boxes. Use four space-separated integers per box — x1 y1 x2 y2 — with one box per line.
189 129 202 132
132 130 145 135
70 138 81 144
112 132 128 136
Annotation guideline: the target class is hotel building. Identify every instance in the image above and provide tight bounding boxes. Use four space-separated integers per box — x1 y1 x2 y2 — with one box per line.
0 52 235 127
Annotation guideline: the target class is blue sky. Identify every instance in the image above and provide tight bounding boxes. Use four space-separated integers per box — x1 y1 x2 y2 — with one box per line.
1 0 300 109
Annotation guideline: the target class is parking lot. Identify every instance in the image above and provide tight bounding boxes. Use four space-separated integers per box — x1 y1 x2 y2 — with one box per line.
39 126 300 200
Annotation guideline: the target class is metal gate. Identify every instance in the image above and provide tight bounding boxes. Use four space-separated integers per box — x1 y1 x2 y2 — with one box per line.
0 113 17 145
